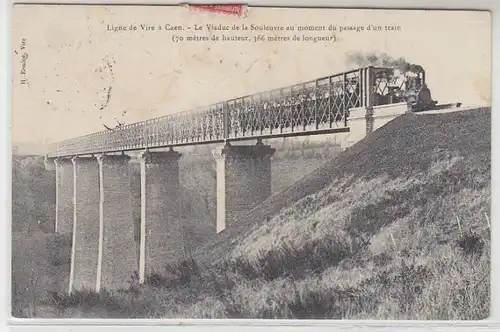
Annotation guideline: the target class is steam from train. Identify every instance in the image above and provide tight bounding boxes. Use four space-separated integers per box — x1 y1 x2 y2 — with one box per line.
346 51 424 76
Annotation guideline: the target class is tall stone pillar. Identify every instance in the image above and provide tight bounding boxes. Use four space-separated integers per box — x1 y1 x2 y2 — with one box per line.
365 65 375 134
69 156 100 293
54 158 74 234
96 154 138 292
129 161 142 271
213 142 275 233
139 150 184 283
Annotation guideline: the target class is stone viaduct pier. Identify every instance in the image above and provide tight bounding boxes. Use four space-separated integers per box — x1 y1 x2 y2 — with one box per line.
44 65 437 293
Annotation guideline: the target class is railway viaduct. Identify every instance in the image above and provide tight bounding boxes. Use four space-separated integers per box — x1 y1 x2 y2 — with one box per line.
44 66 424 293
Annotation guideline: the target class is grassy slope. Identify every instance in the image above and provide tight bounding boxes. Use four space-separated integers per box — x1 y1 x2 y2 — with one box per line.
12 232 71 317
34 107 491 319
195 107 491 265
11 155 69 317
12 155 56 234
186 107 491 319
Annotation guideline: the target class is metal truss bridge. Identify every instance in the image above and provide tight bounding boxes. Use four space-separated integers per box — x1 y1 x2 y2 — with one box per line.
47 66 414 158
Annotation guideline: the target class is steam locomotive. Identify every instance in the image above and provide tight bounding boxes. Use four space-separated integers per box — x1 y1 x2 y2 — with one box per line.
373 67 437 112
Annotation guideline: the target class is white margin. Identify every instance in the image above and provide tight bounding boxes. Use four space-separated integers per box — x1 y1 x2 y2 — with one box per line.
2 0 499 331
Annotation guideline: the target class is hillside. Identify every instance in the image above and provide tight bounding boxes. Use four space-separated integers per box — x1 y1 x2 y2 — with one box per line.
12 155 56 234
38 106 490 319
12 232 71 317
195 107 491 264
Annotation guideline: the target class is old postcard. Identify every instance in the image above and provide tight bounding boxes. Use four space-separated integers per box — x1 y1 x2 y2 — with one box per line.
10 4 491 320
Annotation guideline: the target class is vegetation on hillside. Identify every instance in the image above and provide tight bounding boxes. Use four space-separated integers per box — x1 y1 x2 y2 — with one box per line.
11 155 68 317
30 108 490 319
12 232 72 318
12 155 56 234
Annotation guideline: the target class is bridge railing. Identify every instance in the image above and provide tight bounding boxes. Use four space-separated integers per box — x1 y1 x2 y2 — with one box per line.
48 66 409 157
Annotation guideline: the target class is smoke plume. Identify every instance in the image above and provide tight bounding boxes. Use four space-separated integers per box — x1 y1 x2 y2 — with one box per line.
346 51 423 74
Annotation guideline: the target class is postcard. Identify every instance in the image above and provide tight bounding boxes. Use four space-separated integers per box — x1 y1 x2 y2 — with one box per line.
10 4 491 320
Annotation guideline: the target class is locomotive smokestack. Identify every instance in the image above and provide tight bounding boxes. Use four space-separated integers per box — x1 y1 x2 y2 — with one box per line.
408 64 424 73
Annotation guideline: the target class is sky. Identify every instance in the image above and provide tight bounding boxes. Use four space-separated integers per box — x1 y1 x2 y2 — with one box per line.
11 6 491 148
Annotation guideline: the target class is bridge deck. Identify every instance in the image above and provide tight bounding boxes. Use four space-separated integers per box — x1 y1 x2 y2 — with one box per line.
48 66 409 158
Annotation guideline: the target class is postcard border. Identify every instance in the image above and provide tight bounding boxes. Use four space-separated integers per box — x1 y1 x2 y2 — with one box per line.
2 0 500 331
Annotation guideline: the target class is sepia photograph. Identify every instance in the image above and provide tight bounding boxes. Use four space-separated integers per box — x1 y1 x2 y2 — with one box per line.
10 4 491 320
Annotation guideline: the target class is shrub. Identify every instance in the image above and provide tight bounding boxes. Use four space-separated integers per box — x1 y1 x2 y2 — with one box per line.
165 257 200 286
228 238 352 282
456 231 484 257
41 288 121 313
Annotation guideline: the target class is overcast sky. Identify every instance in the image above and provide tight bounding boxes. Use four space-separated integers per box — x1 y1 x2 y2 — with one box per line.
11 6 491 146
